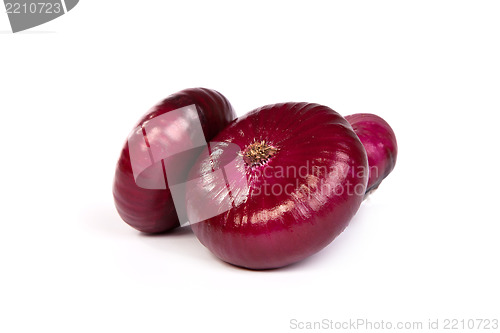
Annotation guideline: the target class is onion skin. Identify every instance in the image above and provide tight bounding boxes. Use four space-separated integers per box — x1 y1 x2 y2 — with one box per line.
345 113 398 193
187 103 368 269
113 88 236 233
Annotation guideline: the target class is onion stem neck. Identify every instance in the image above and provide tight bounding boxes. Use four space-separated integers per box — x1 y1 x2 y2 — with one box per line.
242 140 278 167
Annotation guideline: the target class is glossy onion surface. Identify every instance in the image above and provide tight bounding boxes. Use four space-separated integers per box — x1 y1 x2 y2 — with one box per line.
186 103 368 269
113 88 236 233
345 113 398 193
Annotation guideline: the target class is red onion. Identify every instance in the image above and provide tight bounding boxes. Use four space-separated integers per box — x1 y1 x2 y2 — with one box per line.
113 88 236 233
186 103 368 269
345 113 398 193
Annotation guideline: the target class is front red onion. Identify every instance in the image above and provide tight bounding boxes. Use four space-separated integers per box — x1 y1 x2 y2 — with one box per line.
186 103 369 269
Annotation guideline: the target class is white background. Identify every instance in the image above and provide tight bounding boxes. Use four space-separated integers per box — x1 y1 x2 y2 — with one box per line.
1 1 499 332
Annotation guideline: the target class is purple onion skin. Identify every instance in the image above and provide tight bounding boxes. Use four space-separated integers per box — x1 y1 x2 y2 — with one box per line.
345 113 398 193
113 88 236 233
188 103 368 269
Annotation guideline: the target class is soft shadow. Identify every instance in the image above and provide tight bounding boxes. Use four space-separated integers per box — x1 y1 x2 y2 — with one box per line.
138 225 194 237
80 201 196 238
137 225 332 272
80 202 209 262
138 225 212 262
